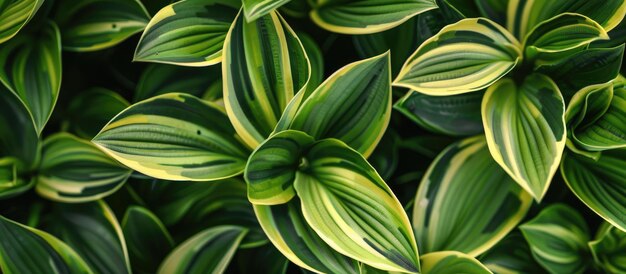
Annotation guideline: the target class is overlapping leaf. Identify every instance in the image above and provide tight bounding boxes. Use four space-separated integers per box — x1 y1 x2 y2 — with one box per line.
0 0 43 44
479 231 546 274
63 88 130 139
122 206 174 274
243 0 292 21
420 251 491 274
0 87 39 171
134 64 222 102
589 222 626 273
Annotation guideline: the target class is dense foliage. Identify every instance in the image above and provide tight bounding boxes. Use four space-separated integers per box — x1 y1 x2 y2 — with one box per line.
0 0 625 273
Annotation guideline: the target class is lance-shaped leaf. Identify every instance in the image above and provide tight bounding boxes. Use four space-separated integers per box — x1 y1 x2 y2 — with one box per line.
134 64 221 102
54 0 150 51
36 133 131 202
63 88 130 139
299 33 324 93
286 52 391 157
42 200 131 274
507 0 626 39
92 93 250 181
0 0 43 44
395 90 484 136
561 149 626 232
243 0 292 21
420 251 491 274
0 215 92 273
394 18 521 96
294 138 420 273
223 10 310 149
157 225 247 274
589 222 626 273
479 231 547 274
134 0 238 66
482 75 566 201
520 204 591 274
310 0 438 34
0 20 61 134
413 136 532 256
122 206 175 274
0 86 39 171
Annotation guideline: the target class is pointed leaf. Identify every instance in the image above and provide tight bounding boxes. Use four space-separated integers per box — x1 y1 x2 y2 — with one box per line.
589 222 626 273
63 88 130 139
420 251 491 274
122 206 174 274
134 64 221 102
482 75 566 201
243 0 291 21
0 0 43 44
0 86 39 170
92 93 249 181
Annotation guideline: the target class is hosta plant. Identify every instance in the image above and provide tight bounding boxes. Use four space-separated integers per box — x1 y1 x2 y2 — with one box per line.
0 0 625 273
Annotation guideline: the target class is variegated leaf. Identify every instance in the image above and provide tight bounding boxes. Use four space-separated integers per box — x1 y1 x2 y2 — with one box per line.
420 251 491 274
0 0 43 44
242 0 292 21
589 222 626 273
63 88 130 139
122 206 174 274
479 231 546 274
0 86 39 172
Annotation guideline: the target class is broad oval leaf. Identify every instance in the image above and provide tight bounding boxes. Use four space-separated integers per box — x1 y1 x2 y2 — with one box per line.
294 138 420 273
286 52 391 157
0 0 43 44
0 86 39 171
134 64 222 102
413 136 532 256
92 93 250 181
420 251 491 274
394 18 521 96
63 88 130 139
54 0 150 51
561 149 626 232
243 0 292 21
223 10 310 149
479 231 546 274
589 222 626 273
0 215 92 273
310 0 438 34
122 206 174 274
0 20 61 134
157 225 247 274
36 133 131 203
520 204 591 274
134 0 238 66
42 200 131 274
482 74 566 201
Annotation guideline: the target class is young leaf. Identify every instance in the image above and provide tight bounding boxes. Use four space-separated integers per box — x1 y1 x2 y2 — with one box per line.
0 86 39 171
310 0 438 34
63 88 130 139
134 64 221 102
420 251 491 274
520 204 591 274
0 0 43 44
54 0 150 51
134 0 239 66
223 10 310 149
92 93 250 181
482 75 566 202
0 20 61 134
589 222 626 273
479 231 547 274
122 206 175 274
242 0 292 21
413 136 532 256
0 215 92 273
394 18 521 96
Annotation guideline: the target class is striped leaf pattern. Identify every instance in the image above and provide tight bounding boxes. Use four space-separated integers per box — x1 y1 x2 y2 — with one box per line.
0 0 43 44
589 222 626 273
520 204 591 274
36 133 131 203
479 232 546 274
413 136 532 256
482 74 566 201
294 139 419 273
63 88 130 139
54 0 150 51
92 93 250 181
157 225 247 274
561 149 626 232
286 53 391 157
0 86 39 171
243 0 292 21
134 64 222 102
310 0 438 34
122 206 175 274
394 18 521 96
0 158 33 199
420 251 491 274
0 215 92 273
134 0 238 66
0 20 61 134
223 10 310 149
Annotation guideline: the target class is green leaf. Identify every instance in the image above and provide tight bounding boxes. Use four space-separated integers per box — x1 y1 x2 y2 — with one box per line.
235 244 289 274
589 222 626 273
420 251 491 274
223 10 310 149
413 136 532 256
280 0 310 18
310 0 438 34
92 93 249 181
134 64 222 102
507 0 626 39
298 32 324 92
0 20 61 134
54 0 150 51
0 215 92 273
0 158 33 199
243 0 292 21
479 231 547 274
0 86 39 171
285 52 391 157
561 149 626 232
0 0 43 44
394 18 521 96
121 206 174 274
395 90 483 136
63 88 130 139
294 138 419 273
482 74 566 201
475 0 507 25
134 0 238 66
43 200 130 274
157 225 247 274
519 204 591 274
